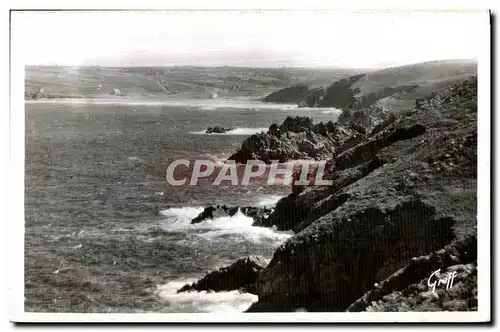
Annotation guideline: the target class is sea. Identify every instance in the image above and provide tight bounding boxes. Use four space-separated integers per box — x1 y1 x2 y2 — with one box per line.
24 97 341 313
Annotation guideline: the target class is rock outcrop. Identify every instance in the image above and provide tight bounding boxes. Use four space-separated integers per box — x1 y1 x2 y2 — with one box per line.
246 76 478 312
337 105 395 133
177 256 267 294
227 116 362 164
190 205 272 225
205 126 234 134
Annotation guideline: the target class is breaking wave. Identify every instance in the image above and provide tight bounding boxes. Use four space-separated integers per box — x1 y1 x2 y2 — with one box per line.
159 205 292 245
155 279 257 313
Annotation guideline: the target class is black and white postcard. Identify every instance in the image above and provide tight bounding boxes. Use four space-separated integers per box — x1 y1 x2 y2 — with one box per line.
7 7 491 323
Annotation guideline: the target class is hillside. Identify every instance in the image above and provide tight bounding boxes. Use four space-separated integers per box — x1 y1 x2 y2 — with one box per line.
24 66 364 100
248 76 477 312
261 59 477 113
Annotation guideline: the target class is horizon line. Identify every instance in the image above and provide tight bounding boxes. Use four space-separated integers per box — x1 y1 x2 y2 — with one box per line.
24 58 477 72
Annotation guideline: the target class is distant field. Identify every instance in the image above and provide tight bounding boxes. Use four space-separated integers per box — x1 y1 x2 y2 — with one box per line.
25 66 365 100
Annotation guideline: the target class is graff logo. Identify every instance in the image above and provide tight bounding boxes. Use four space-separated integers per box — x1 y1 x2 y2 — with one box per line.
427 269 458 293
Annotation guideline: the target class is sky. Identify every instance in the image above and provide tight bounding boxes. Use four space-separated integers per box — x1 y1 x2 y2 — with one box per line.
13 10 487 68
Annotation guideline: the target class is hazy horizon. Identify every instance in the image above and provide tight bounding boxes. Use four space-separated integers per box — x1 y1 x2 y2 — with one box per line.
23 57 477 71
13 11 487 68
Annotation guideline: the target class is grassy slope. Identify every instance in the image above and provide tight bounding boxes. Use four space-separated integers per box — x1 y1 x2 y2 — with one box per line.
352 59 478 112
25 66 364 99
258 59 477 112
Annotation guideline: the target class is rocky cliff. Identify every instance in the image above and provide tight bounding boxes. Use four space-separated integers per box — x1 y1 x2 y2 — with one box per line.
227 116 365 164
178 76 478 312
246 76 478 312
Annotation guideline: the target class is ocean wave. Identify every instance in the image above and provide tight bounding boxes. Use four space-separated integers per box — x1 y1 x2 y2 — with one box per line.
158 206 204 220
155 279 256 313
254 195 284 207
158 205 293 245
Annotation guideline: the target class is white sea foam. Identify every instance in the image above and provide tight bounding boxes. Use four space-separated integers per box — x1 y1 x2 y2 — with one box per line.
158 206 204 220
321 109 339 114
159 204 293 245
194 210 292 243
155 280 257 313
255 195 284 207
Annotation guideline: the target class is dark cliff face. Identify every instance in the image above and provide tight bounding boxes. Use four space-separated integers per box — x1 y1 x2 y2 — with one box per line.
261 84 310 103
305 73 365 108
246 76 478 312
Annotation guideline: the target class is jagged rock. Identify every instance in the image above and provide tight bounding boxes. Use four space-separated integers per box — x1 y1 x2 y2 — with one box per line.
227 116 356 164
279 116 314 133
246 77 478 312
240 207 272 226
369 114 396 136
255 154 387 233
337 105 392 133
333 123 426 171
347 120 367 135
190 205 272 224
177 256 267 294
205 126 233 134
262 84 310 103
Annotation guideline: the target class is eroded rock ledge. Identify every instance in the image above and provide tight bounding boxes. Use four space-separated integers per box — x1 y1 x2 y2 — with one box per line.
177 256 267 295
190 205 272 226
205 126 234 134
